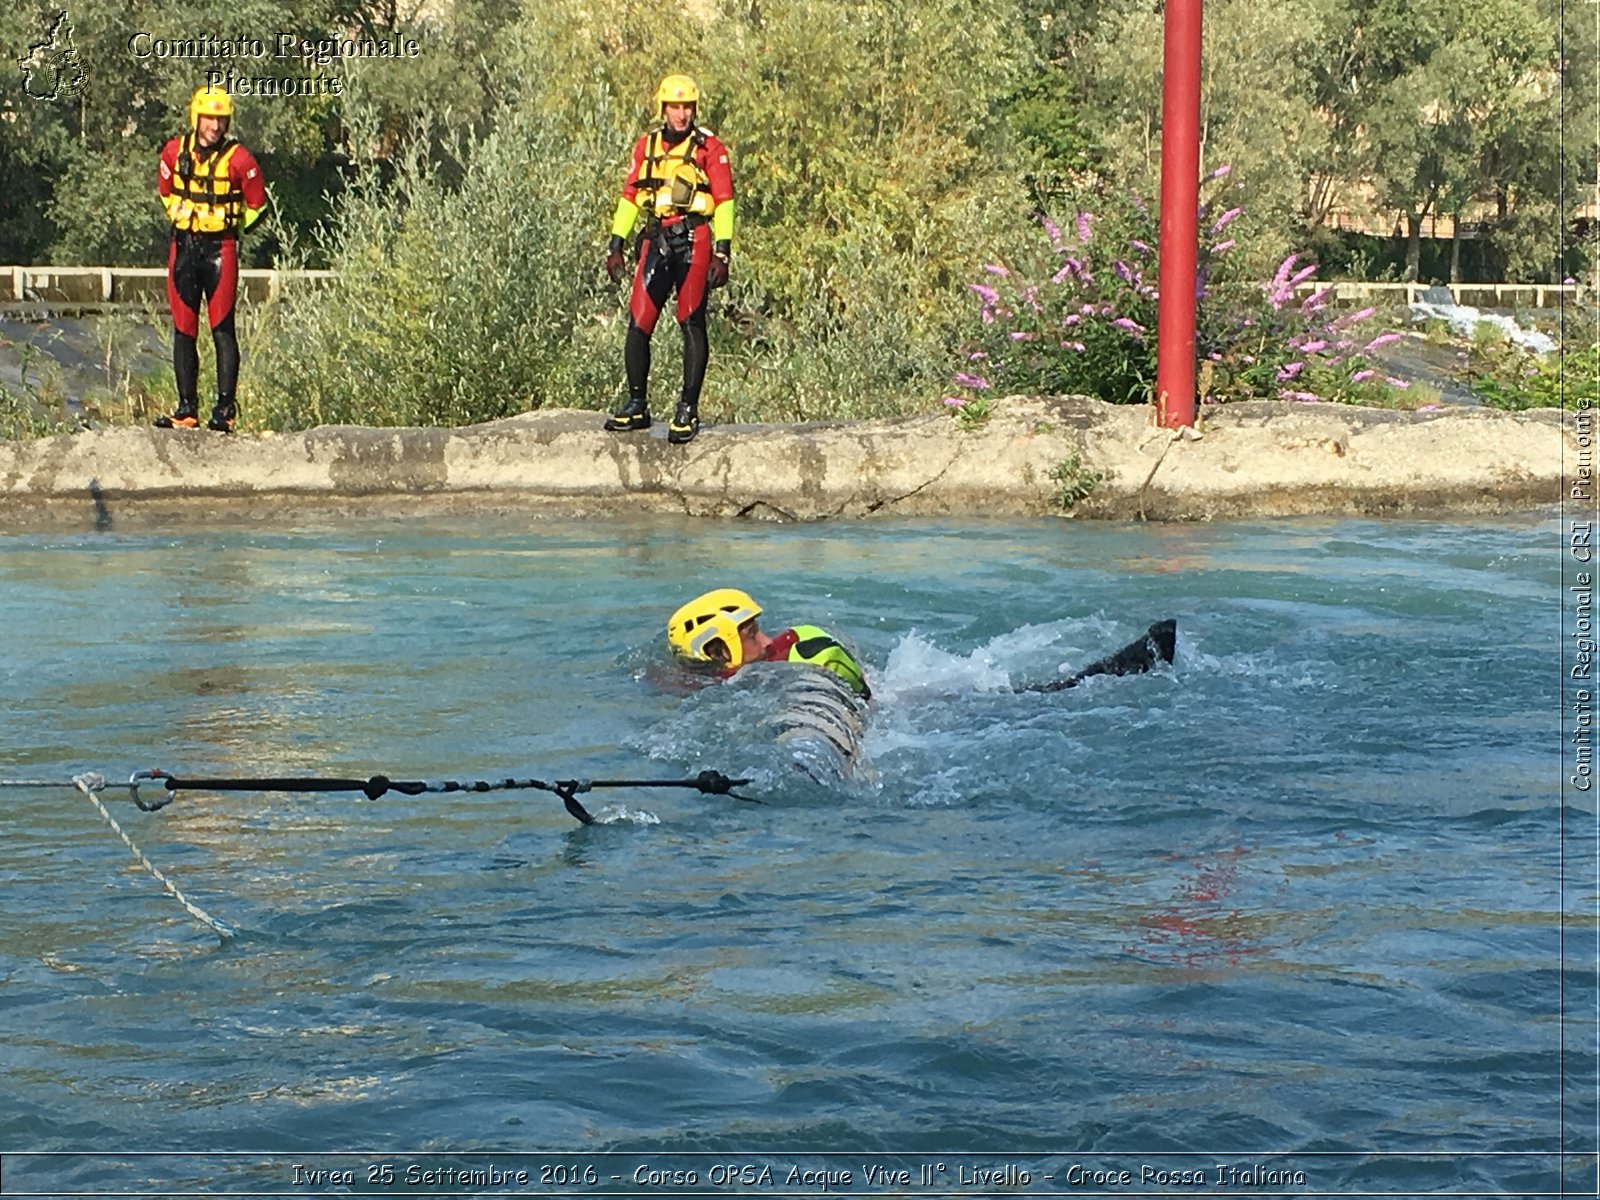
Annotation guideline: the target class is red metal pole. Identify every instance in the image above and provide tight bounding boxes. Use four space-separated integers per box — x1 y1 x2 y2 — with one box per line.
1156 0 1202 428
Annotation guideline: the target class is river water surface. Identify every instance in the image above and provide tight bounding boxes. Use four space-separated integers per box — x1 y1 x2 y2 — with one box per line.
0 513 1590 1196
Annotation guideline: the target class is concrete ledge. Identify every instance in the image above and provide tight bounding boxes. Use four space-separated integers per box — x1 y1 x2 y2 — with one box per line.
0 397 1575 526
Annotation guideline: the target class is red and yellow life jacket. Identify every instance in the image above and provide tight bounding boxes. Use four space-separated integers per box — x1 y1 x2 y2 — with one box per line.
167 133 245 234
636 128 717 219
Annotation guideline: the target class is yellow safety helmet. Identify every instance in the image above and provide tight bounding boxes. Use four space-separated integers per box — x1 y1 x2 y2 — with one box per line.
655 74 700 116
189 85 234 128
668 587 761 669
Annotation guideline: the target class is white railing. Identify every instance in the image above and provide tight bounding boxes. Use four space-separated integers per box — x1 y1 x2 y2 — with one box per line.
1291 280 1585 307
3 265 335 307
1 266 1589 310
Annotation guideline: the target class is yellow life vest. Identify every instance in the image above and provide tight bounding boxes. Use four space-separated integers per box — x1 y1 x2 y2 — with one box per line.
637 128 716 219
167 133 245 234
785 625 871 698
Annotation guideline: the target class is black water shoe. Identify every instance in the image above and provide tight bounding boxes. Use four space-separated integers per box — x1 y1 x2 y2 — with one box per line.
154 401 199 429
604 397 650 432
667 400 699 444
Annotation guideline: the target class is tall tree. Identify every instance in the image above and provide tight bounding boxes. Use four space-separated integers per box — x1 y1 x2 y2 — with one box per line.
1310 0 1572 280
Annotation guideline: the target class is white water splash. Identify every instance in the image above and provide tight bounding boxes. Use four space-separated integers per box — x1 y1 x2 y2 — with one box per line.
590 803 661 826
874 619 1120 702
1409 301 1557 355
874 631 1015 701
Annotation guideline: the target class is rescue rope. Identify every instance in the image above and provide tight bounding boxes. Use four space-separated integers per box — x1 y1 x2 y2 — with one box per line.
4 767 756 941
123 768 757 825
0 769 756 823
70 773 235 942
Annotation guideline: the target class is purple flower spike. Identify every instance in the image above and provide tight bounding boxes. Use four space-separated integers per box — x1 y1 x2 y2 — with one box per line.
1270 254 1301 288
1276 362 1305 381
1350 369 1375 383
968 284 1000 304
1211 206 1243 233
1076 211 1094 244
983 263 1010 277
1211 239 1236 253
1040 213 1064 247
1363 333 1403 351
1335 306 1378 328
954 372 992 390
1386 377 1409 389
1204 164 1233 182
944 397 968 407
1112 317 1145 336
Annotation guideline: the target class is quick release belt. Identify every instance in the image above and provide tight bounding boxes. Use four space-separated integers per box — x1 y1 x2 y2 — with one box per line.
647 214 708 237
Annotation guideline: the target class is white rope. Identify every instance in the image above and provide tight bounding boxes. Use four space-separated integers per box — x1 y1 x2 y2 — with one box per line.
72 774 235 942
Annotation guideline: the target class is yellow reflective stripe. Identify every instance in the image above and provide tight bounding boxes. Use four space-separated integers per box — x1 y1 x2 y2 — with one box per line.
711 198 734 243
610 197 640 240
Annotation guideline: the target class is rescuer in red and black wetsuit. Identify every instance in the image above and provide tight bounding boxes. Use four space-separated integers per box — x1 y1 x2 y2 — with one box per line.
153 85 268 433
602 73 735 445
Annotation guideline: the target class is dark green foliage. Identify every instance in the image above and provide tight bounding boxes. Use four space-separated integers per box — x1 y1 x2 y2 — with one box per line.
1466 341 1599 411
0 0 1588 431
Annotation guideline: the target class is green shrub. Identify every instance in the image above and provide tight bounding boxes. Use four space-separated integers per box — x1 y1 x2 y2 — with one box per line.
1468 341 1599 411
1051 453 1103 510
243 99 618 431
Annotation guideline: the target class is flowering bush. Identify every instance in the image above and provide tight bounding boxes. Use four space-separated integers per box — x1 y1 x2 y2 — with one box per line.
948 170 1408 409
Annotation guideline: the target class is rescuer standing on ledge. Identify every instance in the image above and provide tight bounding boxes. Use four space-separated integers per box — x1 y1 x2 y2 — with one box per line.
154 85 268 433
602 74 735 445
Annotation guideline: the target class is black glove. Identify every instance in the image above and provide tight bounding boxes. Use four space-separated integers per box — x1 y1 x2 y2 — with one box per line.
708 240 731 289
605 235 627 284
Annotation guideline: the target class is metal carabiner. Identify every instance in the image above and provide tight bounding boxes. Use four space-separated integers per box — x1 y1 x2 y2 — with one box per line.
128 769 177 812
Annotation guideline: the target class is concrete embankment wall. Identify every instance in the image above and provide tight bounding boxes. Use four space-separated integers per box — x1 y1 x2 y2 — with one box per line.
0 396 1574 527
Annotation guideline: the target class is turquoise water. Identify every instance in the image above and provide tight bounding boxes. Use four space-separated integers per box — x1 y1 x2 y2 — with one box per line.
0 514 1590 1196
